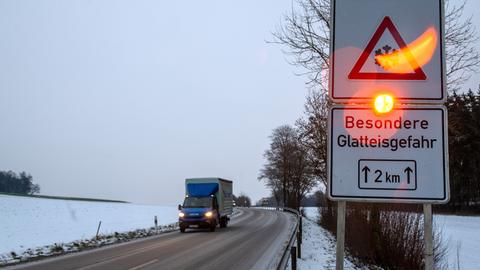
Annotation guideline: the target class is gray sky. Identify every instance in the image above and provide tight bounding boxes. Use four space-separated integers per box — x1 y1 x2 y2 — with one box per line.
0 0 478 205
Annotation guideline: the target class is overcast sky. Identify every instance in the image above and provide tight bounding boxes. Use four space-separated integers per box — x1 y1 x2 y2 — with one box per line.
1 0 478 205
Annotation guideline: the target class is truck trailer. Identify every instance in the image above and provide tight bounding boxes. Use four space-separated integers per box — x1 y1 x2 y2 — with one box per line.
178 178 233 232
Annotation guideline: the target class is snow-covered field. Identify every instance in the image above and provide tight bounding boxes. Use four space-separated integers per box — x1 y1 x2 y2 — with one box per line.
435 215 480 270
0 195 178 255
302 207 480 270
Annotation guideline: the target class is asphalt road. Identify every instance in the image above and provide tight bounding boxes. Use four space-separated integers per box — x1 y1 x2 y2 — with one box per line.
8 208 296 270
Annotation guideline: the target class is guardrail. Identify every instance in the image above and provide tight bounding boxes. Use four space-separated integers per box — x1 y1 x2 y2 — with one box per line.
247 206 302 269
275 207 302 270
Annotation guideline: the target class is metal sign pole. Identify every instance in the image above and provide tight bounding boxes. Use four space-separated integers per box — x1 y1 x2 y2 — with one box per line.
336 201 346 270
424 204 433 270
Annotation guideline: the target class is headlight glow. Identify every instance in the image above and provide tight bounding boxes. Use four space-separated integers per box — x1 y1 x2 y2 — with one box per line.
205 211 213 218
178 212 185 218
374 94 394 114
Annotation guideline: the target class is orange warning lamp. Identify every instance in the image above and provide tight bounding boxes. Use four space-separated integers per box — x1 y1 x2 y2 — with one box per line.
374 94 394 114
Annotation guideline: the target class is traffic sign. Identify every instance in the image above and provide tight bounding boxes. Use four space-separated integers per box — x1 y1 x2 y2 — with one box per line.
348 16 427 81
327 105 449 203
330 0 445 102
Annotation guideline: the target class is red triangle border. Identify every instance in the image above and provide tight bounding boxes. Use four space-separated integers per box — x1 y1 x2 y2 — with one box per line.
348 16 427 80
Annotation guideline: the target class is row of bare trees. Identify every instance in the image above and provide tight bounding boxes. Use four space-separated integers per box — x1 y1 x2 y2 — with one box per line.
258 125 317 210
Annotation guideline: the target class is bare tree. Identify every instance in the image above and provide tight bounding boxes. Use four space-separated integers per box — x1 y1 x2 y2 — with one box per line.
445 0 480 92
273 0 330 89
259 125 298 207
296 90 329 187
258 125 317 209
273 0 479 93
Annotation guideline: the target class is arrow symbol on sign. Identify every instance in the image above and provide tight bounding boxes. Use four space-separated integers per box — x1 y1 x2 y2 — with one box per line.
362 166 371 183
404 167 413 184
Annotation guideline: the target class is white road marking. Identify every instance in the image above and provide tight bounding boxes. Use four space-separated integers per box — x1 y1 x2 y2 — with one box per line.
127 259 158 270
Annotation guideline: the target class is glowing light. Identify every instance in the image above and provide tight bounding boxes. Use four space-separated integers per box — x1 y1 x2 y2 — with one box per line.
179 212 185 218
374 94 394 114
375 27 438 73
205 211 213 218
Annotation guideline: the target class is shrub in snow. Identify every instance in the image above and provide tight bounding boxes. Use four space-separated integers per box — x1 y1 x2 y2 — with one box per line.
319 203 447 269
50 244 64 254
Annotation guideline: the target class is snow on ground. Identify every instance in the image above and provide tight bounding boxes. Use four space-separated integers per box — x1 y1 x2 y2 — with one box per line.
302 207 480 270
0 194 178 255
296 207 359 270
302 207 320 223
435 214 480 270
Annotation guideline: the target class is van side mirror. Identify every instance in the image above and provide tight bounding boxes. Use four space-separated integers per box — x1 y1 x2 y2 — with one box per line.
178 204 182 210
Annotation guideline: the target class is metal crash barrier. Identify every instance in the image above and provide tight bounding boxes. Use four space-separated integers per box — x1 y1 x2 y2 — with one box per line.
275 207 302 270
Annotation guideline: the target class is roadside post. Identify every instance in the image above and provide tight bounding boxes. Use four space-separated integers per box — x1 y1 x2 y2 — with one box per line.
290 246 297 270
297 230 301 258
96 221 102 240
297 215 302 259
299 216 302 240
328 1 448 269
154 215 158 234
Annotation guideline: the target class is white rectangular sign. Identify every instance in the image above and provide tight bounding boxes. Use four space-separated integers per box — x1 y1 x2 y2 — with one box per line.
328 105 449 203
330 0 445 103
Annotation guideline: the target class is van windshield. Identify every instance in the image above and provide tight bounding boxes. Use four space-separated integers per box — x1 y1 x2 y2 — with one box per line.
183 197 212 208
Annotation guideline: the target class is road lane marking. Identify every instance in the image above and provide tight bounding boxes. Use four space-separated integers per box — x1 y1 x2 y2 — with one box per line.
73 233 201 270
128 259 158 270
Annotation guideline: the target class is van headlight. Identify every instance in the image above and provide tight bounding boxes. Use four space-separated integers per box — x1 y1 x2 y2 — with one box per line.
204 211 213 218
179 212 185 218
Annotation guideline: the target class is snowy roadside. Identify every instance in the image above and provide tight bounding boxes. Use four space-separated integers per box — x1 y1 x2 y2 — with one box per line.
301 207 480 269
0 223 179 266
0 195 179 266
293 216 362 270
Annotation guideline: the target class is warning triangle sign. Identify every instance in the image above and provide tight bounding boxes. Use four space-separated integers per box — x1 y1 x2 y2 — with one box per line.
348 16 427 80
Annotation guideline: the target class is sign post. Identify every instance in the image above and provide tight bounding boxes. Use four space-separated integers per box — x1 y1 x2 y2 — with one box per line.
335 201 346 270
424 204 434 269
328 0 448 269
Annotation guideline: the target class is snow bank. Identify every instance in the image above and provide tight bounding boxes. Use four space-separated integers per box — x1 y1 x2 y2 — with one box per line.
0 195 178 255
295 214 359 269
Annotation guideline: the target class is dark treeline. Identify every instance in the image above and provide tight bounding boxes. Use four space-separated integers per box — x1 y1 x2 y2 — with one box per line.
0 171 40 195
233 193 252 207
441 89 480 212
